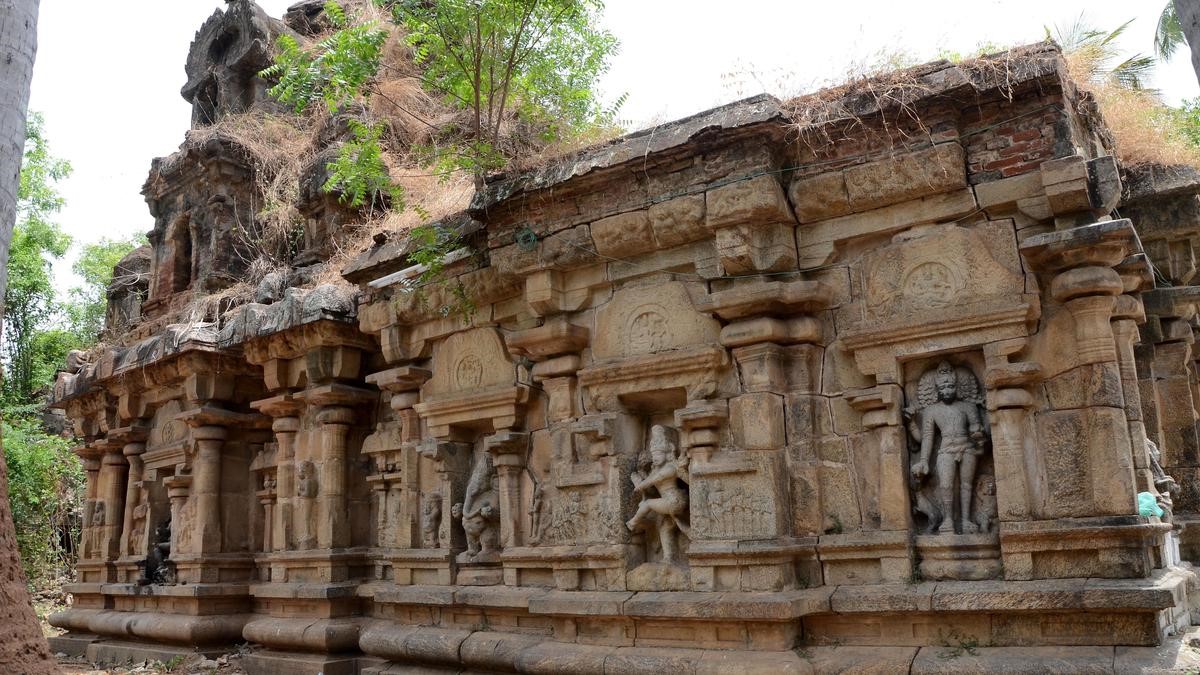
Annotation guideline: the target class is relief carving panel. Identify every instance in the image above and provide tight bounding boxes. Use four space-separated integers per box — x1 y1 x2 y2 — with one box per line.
857 222 1025 328
426 328 515 397
592 282 720 360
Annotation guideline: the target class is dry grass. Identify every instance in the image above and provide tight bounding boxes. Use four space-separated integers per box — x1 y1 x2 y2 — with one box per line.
164 0 617 323
309 170 474 289
780 45 1046 159
1063 49 1200 168
186 109 322 270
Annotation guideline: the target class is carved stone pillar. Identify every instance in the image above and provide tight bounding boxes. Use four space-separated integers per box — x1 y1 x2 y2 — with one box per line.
1020 220 1139 517
258 485 276 554
190 425 227 554
251 395 303 552
846 384 909 533
486 431 528 550
509 317 589 423
675 401 727 465
1010 219 1167 579
98 444 129 561
118 441 147 559
77 448 102 561
1139 287 1200 560
368 476 389 549
418 438 472 582
273 416 300 551
365 366 431 551
165 473 192 555
983 338 1040 525
315 406 354 549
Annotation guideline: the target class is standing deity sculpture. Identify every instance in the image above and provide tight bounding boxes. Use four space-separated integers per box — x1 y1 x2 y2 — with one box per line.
627 425 691 564
421 492 442 549
128 484 150 556
93 501 106 528
527 482 548 546
907 361 988 535
295 460 318 549
452 447 500 563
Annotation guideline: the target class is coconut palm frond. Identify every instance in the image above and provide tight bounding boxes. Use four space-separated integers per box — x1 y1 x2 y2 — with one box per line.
1110 53 1158 90
1155 1 1186 60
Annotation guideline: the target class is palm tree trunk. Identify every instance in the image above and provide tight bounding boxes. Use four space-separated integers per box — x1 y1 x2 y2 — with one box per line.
1177 0 1200 86
0 0 58 672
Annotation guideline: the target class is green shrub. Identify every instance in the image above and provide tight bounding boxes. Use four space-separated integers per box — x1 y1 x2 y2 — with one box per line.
2 412 82 585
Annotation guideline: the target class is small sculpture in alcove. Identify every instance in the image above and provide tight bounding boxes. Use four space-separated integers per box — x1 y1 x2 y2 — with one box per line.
627 425 691 564
421 492 442 549
453 449 500 563
908 361 988 535
140 518 175 585
128 483 150 556
527 482 548 546
295 461 318 549
973 474 997 533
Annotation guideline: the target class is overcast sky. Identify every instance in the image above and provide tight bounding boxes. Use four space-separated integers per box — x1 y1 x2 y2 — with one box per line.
27 0 1200 289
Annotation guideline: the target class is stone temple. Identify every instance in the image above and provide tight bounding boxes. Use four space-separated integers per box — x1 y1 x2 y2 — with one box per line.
44 2 1200 673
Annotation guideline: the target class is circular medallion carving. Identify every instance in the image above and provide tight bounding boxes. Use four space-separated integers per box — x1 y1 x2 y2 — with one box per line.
628 309 670 353
455 354 485 388
160 419 185 445
903 262 960 307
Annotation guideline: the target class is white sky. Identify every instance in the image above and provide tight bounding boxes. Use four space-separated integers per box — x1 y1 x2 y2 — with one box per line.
27 0 1200 289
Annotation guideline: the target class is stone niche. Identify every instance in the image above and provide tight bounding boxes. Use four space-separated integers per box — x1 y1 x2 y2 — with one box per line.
414 326 532 587
903 354 1002 581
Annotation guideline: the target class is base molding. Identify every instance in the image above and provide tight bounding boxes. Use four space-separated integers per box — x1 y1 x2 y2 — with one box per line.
241 649 365 675
85 639 227 666
47 633 102 658
51 568 1199 673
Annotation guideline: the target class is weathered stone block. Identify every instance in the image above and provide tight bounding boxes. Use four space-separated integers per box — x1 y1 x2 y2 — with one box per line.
648 194 707 248
706 175 795 229
591 210 653 258
788 170 850 223
714 221 798 274
1042 363 1124 410
730 393 785 450
844 143 966 212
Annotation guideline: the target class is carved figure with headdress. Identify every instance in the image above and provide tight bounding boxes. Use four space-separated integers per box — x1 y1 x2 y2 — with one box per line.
626 425 691 564
908 361 987 535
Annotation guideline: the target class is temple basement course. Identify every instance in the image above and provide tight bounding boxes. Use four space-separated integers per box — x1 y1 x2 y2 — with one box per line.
42 2 1200 673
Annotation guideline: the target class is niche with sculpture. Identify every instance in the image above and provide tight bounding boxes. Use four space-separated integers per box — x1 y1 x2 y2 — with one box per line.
453 441 501 564
905 360 997 537
626 424 692 590
138 517 176 585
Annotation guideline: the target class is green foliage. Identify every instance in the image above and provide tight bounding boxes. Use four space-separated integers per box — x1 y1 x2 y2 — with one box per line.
1 114 93 588
1167 97 1200 147
17 112 71 233
1047 16 1157 90
324 120 405 209
2 413 82 584
66 235 146 343
934 41 1010 64
4 221 72 404
260 0 617 316
260 2 389 114
1155 1 1186 60
405 223 475 319
936 629 981 659
394 0 620 181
